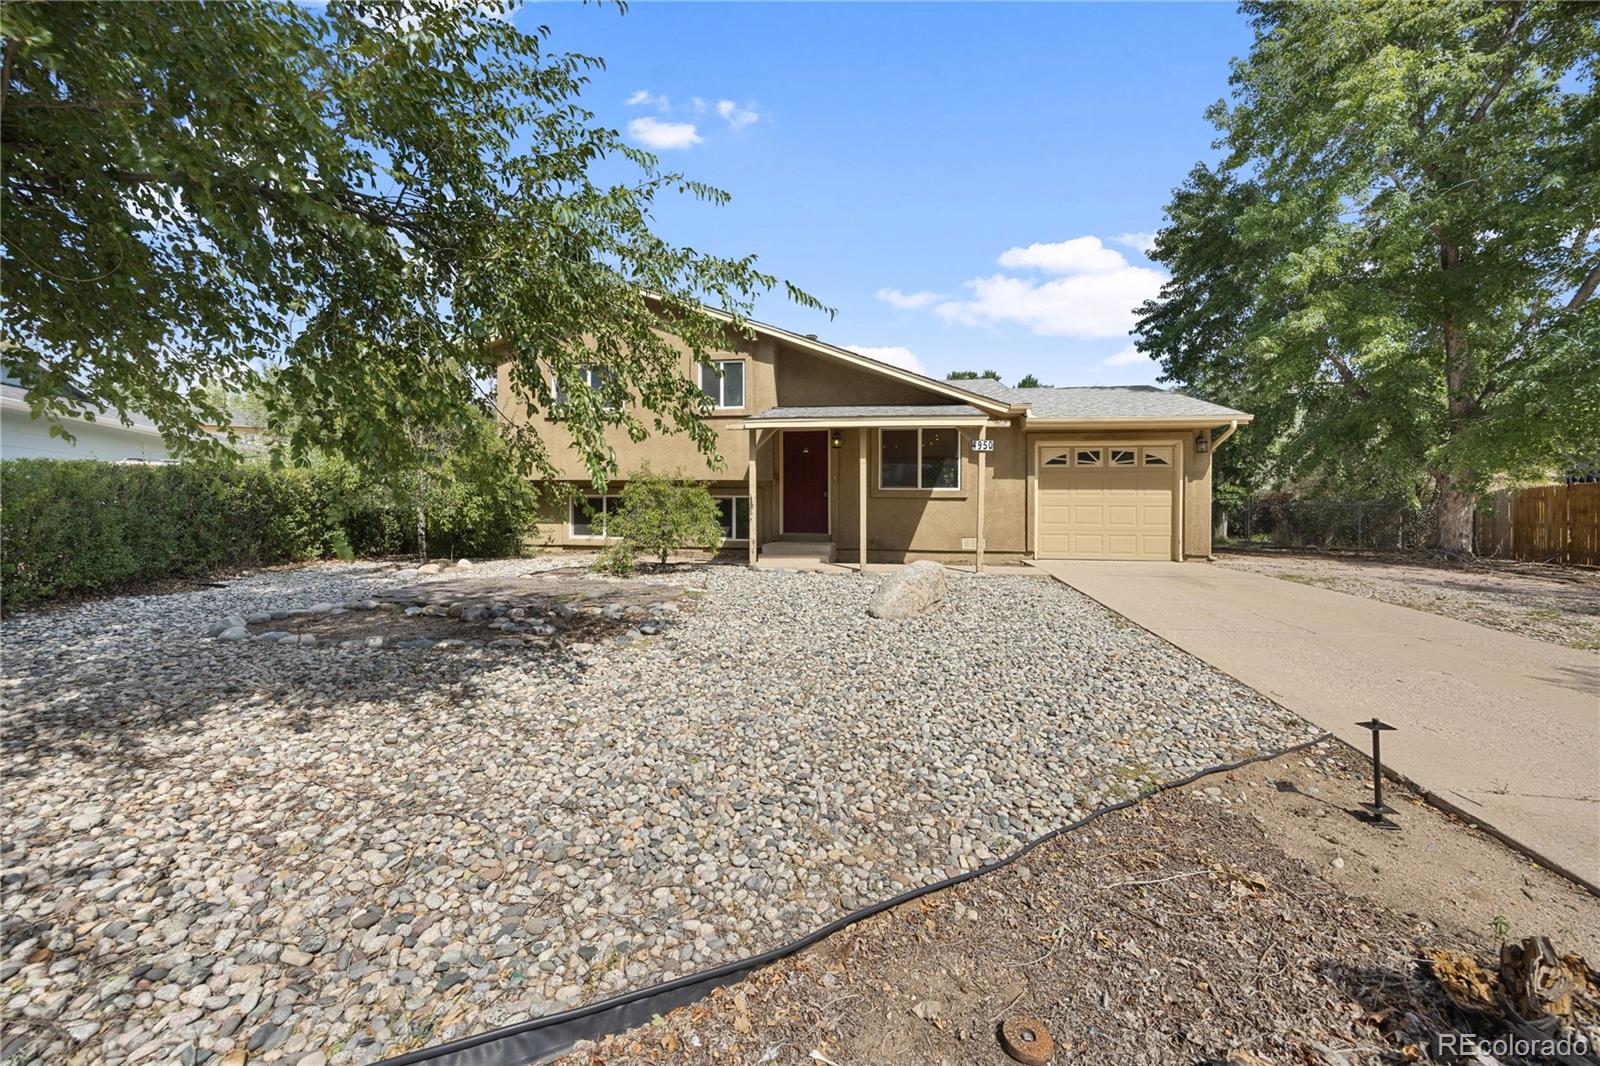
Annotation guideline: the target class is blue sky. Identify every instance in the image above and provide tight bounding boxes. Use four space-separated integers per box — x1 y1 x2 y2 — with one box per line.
520 2 1253 387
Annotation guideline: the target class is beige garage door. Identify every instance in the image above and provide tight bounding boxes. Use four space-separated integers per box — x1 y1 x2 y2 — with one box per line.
1036 445 1175 560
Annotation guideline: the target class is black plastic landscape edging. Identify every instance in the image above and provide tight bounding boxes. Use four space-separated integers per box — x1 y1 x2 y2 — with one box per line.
378 734 1333 1066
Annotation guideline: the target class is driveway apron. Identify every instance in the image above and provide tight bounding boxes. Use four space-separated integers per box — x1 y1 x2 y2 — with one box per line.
1028 560 1600 888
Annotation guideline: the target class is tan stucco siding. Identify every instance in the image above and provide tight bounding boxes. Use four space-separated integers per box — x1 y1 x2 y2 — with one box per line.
773 347 956 407
827 423 1030 563
1184 436 1213 559
496 331 779 483
496 332 965 486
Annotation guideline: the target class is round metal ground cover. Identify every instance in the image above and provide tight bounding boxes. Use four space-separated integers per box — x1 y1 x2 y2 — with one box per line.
999 1015 1055 1065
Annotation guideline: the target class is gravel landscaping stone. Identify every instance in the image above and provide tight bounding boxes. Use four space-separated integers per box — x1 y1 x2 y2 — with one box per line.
0 556 1317 1065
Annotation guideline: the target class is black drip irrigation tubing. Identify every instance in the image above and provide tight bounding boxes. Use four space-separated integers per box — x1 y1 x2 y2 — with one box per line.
379 733 1333 1066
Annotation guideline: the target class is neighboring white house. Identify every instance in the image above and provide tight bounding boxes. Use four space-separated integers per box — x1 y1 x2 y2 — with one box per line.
0 379 173 463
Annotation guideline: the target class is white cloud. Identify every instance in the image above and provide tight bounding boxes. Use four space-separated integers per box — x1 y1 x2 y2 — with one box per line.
1102 345 1150 367
875 287 945 310
715 99 760 129
846 345 927 376
935 265 1165 339
997 236 1127 275
690 96 708 114
626 117 702 151
896 235 1166 340
625 89 670 111
1111 231 1158 255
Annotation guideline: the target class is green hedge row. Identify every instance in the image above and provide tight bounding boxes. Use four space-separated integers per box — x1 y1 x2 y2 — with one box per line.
0 458 538 610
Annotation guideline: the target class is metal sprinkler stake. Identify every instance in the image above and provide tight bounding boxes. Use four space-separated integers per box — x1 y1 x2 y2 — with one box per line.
1356 718 1400 831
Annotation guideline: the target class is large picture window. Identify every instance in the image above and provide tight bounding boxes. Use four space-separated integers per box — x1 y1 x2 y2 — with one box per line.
569 495 616 538
879 428 962 491
715 496 751 541
699 360 745 409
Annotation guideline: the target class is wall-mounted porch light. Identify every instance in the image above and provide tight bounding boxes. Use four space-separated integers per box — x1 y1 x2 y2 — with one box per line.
831 430 844 449
1194 432 1209 454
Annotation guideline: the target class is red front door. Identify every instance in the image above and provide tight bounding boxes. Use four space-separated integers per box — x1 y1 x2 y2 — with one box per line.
782 431 829 533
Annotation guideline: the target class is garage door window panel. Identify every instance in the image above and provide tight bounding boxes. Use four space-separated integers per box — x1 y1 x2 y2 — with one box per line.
1142 447 1172 467
1110 448 1137 467
1075 449 1102 466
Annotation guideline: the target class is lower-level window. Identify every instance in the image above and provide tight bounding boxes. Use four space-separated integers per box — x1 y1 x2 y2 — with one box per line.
715 496 751 541
880 428 962 490
569 495 617 538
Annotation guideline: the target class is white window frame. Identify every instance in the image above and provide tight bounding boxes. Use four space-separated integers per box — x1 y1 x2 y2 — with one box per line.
877 427 963 492
568 495 618 540
712 494 752 542
1141 446 1172 467
699 359 747 411
553 367 620 410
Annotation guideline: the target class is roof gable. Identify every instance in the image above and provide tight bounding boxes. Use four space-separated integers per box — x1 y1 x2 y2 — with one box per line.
722 314 1015 414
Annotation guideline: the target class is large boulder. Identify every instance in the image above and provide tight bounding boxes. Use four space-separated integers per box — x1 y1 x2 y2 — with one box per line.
867 560 948 619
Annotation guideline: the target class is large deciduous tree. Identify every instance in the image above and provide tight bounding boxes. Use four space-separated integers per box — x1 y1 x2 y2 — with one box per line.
1136 1 1600 553
1 1 822 486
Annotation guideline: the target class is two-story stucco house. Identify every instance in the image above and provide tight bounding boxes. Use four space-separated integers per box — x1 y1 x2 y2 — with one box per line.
498 315 1250 566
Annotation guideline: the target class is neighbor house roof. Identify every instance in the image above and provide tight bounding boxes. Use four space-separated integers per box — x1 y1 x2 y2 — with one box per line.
0 381 166 436
957 379 1250 422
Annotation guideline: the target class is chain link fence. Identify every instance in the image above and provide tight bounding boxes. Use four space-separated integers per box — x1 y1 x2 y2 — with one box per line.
1216 494 1437 552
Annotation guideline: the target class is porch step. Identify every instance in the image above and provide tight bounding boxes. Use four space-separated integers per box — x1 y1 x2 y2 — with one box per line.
759 540 836 562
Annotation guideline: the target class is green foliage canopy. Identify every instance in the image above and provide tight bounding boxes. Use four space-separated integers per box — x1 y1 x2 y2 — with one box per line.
1135 1 1600 550
0 1 823 484
0 449 536 609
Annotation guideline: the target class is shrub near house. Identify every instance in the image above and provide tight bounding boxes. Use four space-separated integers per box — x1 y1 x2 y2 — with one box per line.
591 470 724 574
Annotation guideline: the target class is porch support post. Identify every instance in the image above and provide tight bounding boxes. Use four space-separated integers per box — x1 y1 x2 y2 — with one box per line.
975 424 988 573
858 428 868 575
748 430 759 566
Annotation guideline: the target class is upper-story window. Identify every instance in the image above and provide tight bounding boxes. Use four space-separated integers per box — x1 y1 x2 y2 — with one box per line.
699 360 745 410
880 428 961 491
553 366 619 409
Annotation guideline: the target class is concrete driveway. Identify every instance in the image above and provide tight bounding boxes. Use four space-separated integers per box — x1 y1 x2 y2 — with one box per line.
1029 560 1600 889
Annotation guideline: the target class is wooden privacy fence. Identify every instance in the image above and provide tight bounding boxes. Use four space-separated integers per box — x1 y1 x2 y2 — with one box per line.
1475 483 1600 566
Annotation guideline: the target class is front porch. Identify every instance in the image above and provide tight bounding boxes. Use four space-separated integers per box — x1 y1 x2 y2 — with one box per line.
738 405 1011 573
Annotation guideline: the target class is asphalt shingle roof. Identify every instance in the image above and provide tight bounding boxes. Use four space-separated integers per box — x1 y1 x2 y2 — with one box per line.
957 379 1247 420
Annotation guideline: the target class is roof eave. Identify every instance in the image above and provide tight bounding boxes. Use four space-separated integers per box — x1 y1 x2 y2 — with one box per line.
1022 414 1253 428
737 415 1008 430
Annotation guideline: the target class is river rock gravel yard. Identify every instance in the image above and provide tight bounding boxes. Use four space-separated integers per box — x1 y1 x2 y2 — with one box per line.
0 557 1317 1065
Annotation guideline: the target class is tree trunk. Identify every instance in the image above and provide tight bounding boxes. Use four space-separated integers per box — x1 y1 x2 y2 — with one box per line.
415 468 428 564
1435 469 1476 556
